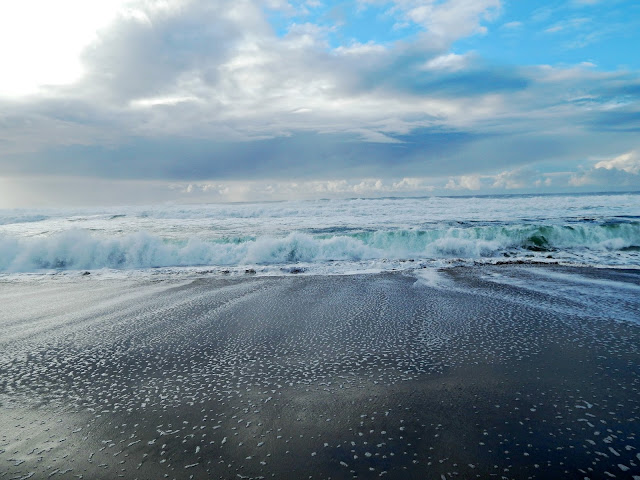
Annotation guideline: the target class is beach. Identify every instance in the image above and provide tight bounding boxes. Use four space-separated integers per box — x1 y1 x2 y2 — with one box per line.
1 264 639 479
2 0 640 474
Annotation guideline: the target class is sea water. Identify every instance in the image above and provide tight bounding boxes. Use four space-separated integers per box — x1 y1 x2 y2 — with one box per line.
0 192 638 277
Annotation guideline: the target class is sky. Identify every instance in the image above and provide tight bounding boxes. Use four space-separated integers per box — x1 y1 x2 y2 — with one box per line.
0 0 639 207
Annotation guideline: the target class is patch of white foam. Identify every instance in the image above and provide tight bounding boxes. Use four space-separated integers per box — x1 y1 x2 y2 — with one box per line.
411 268 451 289
524 268 640 292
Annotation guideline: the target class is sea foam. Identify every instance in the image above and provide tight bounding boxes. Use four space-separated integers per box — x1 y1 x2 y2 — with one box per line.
1 221 638 273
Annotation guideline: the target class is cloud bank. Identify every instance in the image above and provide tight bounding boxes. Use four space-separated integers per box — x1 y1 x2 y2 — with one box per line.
0 0 639 206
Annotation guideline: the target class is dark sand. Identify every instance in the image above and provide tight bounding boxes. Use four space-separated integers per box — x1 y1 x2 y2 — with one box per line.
1 265 639 479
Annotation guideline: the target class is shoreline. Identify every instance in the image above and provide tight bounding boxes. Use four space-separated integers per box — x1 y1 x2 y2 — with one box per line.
1 256 640 283
1 264 639 479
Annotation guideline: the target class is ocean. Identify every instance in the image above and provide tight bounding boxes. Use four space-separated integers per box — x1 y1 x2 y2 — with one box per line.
1 192 639 276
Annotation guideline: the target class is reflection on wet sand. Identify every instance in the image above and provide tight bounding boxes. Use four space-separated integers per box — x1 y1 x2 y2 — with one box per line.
1 266 639 479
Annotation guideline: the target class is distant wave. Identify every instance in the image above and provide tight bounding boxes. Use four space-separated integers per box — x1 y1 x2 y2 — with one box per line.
1 222 638 272
0 214 49 226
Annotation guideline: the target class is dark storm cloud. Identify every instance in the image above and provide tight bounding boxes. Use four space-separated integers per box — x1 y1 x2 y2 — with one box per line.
357 55 531 96
1 130 478 180
584 109 640 132
407 69 530 96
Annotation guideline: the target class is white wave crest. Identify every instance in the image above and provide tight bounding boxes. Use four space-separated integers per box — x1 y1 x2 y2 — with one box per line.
0 222 638 273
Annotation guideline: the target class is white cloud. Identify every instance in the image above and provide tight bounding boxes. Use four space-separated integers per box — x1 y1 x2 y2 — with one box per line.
445 175 483 190
501 21 522 29
545 17 590 34
334 42 387 56
534 177 553 187
421 53 472 72
569 150 640 187
355 0 501 47
569 168 639 187
594 150 640 175
174 177 438 201
354 129 403 143
392 177 434 191
397 0 501 44
444 168 575 192
491 168 532 189
130 95 201 108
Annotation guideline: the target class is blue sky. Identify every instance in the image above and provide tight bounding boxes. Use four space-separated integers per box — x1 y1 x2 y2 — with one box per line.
269 0 640 69
0 0 639 206
459 1 640 70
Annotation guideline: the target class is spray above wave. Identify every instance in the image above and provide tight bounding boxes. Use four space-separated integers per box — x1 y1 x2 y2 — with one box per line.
1 222 638 273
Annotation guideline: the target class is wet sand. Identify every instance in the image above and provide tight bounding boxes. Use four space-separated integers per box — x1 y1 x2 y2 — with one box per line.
1 265 640 479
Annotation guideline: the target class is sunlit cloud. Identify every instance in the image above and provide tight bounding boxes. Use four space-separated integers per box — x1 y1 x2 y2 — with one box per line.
594 150 640 174
0 0 130 96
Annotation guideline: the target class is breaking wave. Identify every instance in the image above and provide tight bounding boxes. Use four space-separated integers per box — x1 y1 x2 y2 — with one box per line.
1 222 638 273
